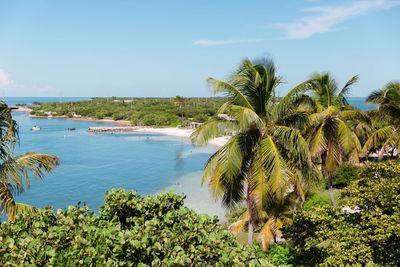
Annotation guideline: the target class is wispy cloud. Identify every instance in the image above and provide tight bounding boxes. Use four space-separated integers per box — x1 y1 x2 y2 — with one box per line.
193 38 260 46
0 69 58 96
0 69 12 87
276 0 400 39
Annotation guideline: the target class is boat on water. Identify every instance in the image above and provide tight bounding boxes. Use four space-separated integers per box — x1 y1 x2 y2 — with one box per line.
67 128 76 131
31 126 41 131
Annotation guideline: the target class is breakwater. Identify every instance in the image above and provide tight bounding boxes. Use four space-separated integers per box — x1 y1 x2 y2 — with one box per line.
88 126 139 133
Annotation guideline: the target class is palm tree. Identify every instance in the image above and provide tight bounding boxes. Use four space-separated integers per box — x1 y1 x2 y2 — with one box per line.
229 191 298 250
174 96 185 126
191 58 315 245
285 72 364 207
363 81 400 159
0 102 59 221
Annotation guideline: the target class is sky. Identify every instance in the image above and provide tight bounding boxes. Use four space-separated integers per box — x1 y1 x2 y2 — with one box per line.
0 0 399 97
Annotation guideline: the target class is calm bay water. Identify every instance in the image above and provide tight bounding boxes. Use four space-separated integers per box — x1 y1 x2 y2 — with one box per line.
2 97 373 219
9 111 222 217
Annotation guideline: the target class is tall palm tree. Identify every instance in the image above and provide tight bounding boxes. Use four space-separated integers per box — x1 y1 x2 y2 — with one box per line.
285 72 364 207
174 96 185 125
0 102 59 221
363 81 400 158
191 58 315 245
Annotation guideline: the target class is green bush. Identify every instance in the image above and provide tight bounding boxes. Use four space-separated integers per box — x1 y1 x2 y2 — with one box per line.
359 159 400 179
285 173 400 266
0 189 272 266
266 244 294 266
303 193 331 210
192 114 209 123
332 162 359 187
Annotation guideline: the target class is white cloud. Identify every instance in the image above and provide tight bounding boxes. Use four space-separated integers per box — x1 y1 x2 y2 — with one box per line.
277 0 400 39
0 69 12 87
193 38 260 46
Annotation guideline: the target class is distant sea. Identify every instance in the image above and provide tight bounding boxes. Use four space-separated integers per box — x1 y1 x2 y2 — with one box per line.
0 97 375 220
3 97 90 106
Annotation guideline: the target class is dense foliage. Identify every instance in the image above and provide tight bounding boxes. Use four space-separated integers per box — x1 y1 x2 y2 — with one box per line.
0 189 272 266
30 97 225 126
284 161 400 266
332 163 359 187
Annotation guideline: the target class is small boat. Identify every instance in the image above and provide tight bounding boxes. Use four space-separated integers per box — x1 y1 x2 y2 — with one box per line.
67 128 76 131
31 126 41 131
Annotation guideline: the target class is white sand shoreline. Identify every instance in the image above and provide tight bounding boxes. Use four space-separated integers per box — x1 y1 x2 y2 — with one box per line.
133 127 230 147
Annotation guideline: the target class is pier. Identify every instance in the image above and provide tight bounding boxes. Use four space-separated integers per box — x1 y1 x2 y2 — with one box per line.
88 126 139 133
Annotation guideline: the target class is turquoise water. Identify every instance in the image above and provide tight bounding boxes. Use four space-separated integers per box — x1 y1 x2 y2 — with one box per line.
10 112 222 217
347 97 376 111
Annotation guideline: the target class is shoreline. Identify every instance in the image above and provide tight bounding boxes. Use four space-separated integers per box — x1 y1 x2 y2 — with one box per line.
15 109 229 219
26 113 230 147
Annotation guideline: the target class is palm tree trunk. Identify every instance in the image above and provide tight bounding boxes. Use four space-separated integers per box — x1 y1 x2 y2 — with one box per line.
328 174 337 208
247 184 255 244
248 217 254 244
181 108 184 125
378 147 385 161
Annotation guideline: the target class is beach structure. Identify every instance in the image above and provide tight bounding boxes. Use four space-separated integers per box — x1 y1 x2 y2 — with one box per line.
189 122 202 129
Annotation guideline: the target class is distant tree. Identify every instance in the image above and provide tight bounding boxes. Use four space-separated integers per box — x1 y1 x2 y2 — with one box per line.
174 96 185 125
363 81 400 159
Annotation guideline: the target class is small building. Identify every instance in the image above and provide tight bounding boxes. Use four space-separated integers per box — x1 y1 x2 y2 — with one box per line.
45 111 57 117
189 122 202 129
217 114 235 121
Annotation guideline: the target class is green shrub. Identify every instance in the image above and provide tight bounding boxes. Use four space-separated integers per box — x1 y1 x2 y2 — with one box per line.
192 114 209 123
359 159 400 179
266 244 294 267
303 193 331 210
285 175 400 266
0 189 272 266
332 162 359 187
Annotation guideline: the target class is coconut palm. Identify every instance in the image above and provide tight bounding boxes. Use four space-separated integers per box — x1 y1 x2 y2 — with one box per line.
191 58 315 245
174 96 185 125
285 72 364 207
363 81 400 159
229 191 298 250
0 102 59 221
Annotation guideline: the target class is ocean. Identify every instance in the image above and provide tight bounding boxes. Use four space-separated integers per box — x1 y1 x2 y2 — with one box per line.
1 97 374 220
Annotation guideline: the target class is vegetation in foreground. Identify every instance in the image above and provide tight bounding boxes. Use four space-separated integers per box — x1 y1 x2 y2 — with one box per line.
0 189 272 266
285 160 400 266
30 97 226 127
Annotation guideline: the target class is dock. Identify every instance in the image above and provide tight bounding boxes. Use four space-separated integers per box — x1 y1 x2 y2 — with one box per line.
88 126 139 133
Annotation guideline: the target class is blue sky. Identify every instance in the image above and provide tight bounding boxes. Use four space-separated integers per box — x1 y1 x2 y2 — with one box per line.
0 0 399 97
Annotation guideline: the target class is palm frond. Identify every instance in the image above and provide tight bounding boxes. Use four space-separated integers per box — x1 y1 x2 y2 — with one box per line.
335 75 359 106
229 211 249 234
190 118 238 146
259 218 275 251
207 78 253 110
9 202 37 221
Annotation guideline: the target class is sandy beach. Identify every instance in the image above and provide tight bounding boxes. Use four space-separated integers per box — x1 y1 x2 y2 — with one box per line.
28 114 231 147
133 127 230 147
